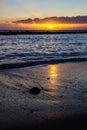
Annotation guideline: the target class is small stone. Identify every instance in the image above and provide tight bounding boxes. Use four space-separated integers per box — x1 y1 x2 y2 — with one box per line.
29 87 40 95
30 109 34 113
59 95 63 98
47 77 50 80
23 108 26 111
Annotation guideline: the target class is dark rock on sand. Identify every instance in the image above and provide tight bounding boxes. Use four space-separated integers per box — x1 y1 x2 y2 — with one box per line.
29 87 40 95
47 77 50 80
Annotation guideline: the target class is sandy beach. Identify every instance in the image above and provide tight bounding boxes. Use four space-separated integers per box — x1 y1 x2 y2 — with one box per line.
0 61 87 129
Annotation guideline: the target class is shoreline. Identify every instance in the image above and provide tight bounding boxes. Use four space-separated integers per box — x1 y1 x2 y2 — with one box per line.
0 61 87 128
0 30 87 35
0 58 87 70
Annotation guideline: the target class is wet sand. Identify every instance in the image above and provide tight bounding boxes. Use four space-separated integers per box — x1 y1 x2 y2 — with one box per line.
0 62 87 129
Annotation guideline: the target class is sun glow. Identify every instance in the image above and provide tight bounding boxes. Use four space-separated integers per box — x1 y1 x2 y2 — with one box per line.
49 25 53 29
5 23 87 30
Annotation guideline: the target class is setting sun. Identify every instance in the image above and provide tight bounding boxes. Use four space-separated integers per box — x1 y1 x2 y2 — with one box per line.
49 25 53 29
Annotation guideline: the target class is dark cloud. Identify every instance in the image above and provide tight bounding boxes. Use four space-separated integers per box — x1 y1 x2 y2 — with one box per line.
13 16 87 24
14 18 33 24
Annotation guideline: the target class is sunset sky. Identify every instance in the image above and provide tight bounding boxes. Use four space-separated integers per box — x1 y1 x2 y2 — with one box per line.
0 0 87 30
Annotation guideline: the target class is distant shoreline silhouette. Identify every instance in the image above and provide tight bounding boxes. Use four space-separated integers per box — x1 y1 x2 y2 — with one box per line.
0 30 87 35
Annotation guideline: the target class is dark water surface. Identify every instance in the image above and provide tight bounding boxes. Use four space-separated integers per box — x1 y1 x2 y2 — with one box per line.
0 33 87 69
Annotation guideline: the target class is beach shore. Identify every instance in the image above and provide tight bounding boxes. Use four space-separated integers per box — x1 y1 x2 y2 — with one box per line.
0 62 87 129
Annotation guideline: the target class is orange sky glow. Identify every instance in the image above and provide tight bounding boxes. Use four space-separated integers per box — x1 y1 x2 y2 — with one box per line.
0 0 87 30
0 22 87 30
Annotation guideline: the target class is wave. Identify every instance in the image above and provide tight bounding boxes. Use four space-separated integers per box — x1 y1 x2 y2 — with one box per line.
0 57 87 70
1 51 87 59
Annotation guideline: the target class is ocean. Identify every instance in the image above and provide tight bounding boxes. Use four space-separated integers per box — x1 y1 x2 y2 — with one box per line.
0 32 87 69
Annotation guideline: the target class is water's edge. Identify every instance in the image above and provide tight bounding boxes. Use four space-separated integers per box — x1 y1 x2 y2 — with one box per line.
0 57 87 70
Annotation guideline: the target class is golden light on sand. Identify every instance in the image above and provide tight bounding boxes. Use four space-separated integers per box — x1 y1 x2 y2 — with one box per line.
48 65 60 86
45 65 62 97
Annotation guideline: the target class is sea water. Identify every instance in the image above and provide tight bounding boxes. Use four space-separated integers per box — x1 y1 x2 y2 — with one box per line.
0 33 87 68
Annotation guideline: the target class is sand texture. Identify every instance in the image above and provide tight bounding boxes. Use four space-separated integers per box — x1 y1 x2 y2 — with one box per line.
0 62 87 129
